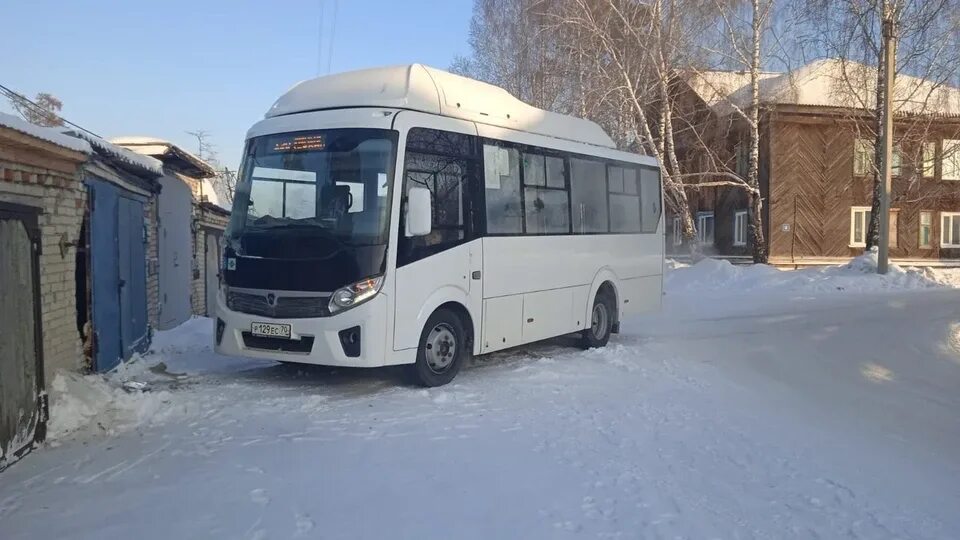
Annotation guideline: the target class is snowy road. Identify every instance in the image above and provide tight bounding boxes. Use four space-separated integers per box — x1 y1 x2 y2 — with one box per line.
2 269 960 538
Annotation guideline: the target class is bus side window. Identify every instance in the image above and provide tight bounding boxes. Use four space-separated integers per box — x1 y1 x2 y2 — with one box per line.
639 168 661 233
569 158 609 234
397 127 476 267
608 165 641 233
483 145 523 234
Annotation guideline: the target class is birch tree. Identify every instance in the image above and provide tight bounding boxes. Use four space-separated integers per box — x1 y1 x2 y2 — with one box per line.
694 0 775 261
9 92 64 127
561 0 768 257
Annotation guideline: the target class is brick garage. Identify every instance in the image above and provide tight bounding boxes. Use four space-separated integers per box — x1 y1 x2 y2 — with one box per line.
194 201 230 317
0 116 90 376
112 139 219 329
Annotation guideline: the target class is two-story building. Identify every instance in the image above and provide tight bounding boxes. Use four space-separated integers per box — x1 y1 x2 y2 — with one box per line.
675 59 960 266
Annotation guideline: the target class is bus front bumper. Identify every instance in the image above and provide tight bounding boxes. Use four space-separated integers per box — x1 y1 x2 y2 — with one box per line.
214 291 392 368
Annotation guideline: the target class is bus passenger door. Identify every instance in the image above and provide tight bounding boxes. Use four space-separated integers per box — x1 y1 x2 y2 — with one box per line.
391 112 483 354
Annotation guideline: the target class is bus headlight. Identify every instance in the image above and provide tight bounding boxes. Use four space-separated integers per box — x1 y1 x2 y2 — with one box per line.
328 276 384 314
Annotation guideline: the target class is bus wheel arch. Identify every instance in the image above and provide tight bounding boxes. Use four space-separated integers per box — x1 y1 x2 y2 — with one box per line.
581 282 617 349
586 269 621 331
434 301 474 351
410 302 473 387
596 281 619 333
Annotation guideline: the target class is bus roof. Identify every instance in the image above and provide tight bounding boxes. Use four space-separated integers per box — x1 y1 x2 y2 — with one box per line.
265 64 617 149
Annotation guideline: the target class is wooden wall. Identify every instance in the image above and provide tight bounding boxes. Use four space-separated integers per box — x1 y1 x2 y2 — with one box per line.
768 112 960 262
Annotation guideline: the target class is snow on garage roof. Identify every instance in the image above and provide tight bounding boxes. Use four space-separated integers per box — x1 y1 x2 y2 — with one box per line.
110 136 217 178
266 64 617 148
63 130 163 176
0 112 91 154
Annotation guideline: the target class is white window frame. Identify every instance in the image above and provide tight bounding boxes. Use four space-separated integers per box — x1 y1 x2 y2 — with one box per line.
919 210 933 248
922 142 936 178
733 210 748 246
850 206 871 247
672 216 682 246
942 212 960 247
854 139 874 176
943 139 960 180
891 145 903 177
697 212 715 245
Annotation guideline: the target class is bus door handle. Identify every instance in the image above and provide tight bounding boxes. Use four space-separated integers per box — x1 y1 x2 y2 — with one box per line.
471 271 481 280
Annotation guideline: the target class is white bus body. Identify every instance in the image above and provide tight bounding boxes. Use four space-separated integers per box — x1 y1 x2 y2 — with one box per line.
215 64 663 386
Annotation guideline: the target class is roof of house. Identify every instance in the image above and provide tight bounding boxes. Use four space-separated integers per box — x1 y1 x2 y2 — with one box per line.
0 112 92 154
686 59 960 117
109 136 217 178
265 64 616 148
685 70 781 107
62 129 163 177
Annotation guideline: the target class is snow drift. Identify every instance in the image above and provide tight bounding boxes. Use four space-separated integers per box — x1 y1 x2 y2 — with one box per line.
667 249 957 297
45 372 186 442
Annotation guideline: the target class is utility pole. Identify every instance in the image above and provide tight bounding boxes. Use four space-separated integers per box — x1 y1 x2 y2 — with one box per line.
877 3 896 274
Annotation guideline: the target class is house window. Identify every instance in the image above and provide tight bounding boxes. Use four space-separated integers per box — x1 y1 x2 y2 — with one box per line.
672 217 682 246
942 213 960 247
919 211 933 248
733 210 748 246
889 209 899 248
850 206 871 247
891 146 902 177
854 139 874 176
943 139 960 180
850 207 899 247
923 142 936 178
697 212 715 245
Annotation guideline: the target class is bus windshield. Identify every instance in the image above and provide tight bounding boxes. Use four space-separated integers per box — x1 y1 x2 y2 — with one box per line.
227 128 397 250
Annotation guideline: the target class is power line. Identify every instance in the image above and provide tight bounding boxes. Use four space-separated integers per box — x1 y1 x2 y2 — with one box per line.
327 0 338 74
317 0 325 76
0 82 101 138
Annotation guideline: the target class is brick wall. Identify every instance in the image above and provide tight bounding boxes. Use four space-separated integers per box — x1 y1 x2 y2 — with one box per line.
146 197 160 330
0 142 87 377
191 217 205 316
192 207 230 316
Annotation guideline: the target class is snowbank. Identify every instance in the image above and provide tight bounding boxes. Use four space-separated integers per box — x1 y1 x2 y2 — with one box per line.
45 372 185 443
0 112 91 153
149 316 215 356
667 250 955 297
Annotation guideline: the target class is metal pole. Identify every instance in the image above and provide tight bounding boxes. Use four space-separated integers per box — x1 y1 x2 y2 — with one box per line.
877 7 896 274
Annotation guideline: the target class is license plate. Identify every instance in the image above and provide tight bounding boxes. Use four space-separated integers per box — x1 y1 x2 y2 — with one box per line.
251 322 291 339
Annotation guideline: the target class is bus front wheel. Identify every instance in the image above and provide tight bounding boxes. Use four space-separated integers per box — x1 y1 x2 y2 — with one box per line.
580 291 614 349
410 308 469 387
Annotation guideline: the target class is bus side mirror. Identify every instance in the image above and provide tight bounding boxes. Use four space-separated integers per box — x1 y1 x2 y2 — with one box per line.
406 187 432 237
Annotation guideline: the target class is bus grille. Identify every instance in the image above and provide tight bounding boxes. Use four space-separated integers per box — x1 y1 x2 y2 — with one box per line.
227 290 330 318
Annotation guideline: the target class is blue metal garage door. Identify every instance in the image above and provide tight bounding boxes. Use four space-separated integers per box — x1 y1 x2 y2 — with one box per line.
88 178 149 372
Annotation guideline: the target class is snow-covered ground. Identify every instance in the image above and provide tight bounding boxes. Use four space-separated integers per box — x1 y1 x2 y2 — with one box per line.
3 255 960 539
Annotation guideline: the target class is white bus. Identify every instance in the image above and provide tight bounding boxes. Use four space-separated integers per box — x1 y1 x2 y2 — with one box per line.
215 64 663 386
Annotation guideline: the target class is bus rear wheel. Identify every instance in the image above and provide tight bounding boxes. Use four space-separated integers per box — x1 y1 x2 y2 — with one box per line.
580 290 614 349
410 308 468 387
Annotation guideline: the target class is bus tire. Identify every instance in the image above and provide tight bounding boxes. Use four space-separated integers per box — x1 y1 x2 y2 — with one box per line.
580 290 614 349
409 308 469 387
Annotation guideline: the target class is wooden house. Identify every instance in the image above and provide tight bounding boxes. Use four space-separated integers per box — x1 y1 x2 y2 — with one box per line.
673 59 960 266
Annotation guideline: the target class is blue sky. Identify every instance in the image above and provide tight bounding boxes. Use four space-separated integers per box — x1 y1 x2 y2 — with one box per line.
0 0 473 169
